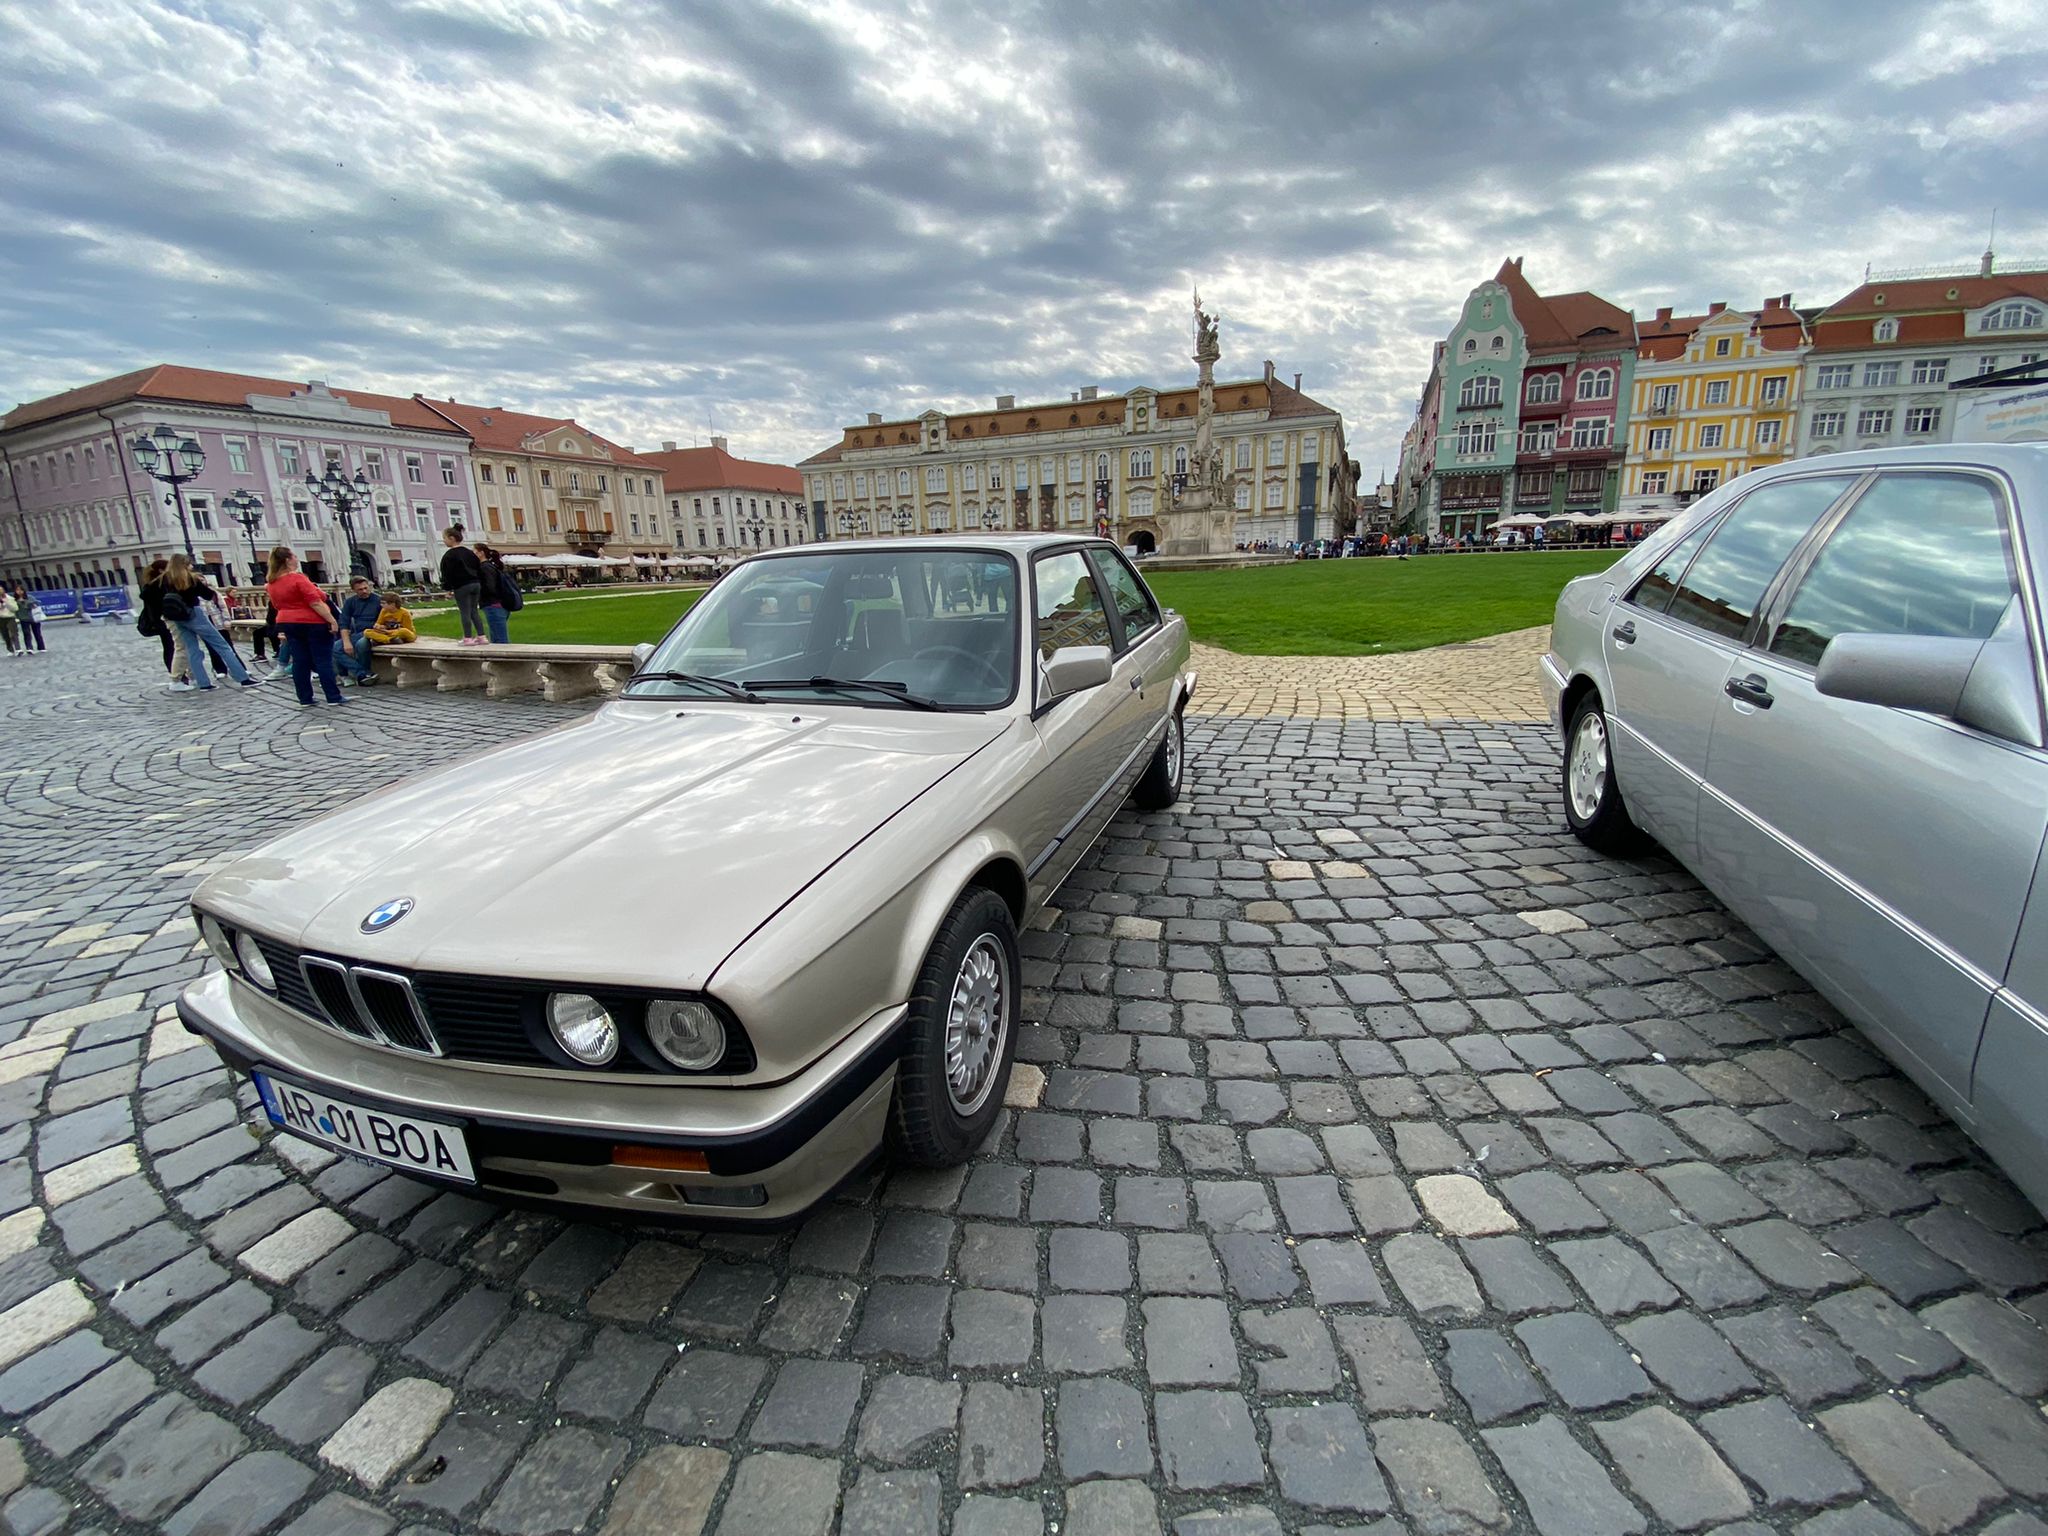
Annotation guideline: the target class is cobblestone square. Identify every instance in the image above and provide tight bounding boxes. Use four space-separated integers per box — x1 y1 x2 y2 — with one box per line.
3 625 2045 1535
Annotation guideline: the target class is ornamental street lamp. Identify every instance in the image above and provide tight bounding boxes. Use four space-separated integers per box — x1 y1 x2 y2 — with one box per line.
222 489 266 586
305 463 375 580
129 422 205 560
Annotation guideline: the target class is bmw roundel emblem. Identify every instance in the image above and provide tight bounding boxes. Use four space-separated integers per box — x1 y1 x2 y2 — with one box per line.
360 897 414 935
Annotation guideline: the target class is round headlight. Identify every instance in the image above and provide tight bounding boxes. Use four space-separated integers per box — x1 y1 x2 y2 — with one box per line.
547 992 618 1066
646 999 727 1071
198 913 234 971
234 930 275 990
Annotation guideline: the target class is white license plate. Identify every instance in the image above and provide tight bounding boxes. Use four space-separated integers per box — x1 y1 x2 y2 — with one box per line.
254 1071 475 1183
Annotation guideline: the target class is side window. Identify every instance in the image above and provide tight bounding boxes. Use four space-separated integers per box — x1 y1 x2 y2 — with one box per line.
1033 550 1111 660
1088 548 1160 647
1664 476 1853 641
1629 522 1716 615
1770 474 2020 667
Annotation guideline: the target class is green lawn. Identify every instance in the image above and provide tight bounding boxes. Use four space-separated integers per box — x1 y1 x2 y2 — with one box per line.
412 552 1621 655
1143 552 1623 656
415 588 704 643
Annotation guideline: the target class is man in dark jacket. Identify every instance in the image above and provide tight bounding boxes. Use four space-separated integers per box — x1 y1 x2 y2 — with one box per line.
334 575 383 684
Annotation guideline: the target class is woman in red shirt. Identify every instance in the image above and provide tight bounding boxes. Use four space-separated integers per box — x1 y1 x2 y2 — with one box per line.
265 548 350 707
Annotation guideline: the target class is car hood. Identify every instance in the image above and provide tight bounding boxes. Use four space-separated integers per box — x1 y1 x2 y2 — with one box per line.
198 701 1007 991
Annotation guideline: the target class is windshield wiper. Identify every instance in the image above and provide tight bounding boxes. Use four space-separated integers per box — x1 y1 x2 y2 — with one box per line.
624 670 762 702
743 676 943 711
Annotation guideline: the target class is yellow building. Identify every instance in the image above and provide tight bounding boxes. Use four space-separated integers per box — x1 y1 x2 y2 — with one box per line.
1622 296 1811 515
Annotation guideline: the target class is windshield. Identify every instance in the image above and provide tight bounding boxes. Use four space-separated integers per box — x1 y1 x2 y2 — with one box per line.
629 548 1021 709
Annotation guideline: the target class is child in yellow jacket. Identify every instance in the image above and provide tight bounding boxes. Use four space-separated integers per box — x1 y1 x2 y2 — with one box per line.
365 593 417 645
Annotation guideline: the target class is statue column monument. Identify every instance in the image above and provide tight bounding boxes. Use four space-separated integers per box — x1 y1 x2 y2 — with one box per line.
1159 292 1239 557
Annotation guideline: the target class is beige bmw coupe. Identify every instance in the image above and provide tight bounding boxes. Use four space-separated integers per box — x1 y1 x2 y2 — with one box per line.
178 535 1195 1221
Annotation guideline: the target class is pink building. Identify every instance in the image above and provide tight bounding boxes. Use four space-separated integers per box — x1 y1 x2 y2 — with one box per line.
0 365 477 590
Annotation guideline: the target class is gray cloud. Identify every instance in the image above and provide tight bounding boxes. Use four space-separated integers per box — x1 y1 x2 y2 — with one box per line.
1 0 2043 478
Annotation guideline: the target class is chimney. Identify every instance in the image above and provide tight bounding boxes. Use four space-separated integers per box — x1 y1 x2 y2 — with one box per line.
866 412 881 426
710 435 728 453
1263 360 1275 385
1761 297 1779 311
1655 306 1673 323
996 394 1015 410
1707 302 1727 316
1981 249 1994 277
1293 373 1302 391
662 440 677 452
1079 385 1098 401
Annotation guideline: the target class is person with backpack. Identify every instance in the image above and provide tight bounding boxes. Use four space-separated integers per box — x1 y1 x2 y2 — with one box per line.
439 526 486 645
161 555 255 692
265 546 348 706
474 542 522 643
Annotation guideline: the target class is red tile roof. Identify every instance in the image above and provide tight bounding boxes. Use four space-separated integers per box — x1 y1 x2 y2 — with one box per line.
1492 259 1634 353
1635 299 1811 360
1263 377 1342 420
3 364 465 435
1811 270 2048 350
640 444 803 495
416 398 656 468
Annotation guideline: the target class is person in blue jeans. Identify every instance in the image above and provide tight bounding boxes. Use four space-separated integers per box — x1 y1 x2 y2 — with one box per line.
161 556 255 691
333 575 383 685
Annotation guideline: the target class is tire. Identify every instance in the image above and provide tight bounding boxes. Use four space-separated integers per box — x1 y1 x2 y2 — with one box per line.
887 887 1019 1166
1132 708 1184 810
1562 692 1645 855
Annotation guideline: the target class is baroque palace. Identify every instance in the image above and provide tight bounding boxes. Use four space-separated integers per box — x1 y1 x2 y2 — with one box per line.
799 360 1359 554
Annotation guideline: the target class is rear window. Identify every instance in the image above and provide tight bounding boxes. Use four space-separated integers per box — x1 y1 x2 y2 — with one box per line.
1663 476 1852 641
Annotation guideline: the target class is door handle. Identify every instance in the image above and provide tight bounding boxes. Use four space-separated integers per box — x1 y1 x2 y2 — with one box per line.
1130 676 1142 691
1725 673 1774 709
1611 620 1636 645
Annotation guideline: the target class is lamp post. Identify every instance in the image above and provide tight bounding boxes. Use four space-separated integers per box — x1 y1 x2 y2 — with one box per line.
129 423 205 561
222 489 266 587
305 463 375 581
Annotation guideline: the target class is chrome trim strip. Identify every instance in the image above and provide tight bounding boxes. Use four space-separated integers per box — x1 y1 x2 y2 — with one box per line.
1026 716 1168 880
1609 715 1703 785
1992 987 2048 1038
348 966 445 1058
1700 780 2002 995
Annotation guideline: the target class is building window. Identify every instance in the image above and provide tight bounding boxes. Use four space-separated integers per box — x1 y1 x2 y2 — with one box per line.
988 464 1003 491
225 439 250 474
1264 481 1284 508
187 496 213 530
440 457 457 486
486 506 502 531
1857 407 1894 436
291 499 313 531
546 508 558 531
478 463 494 483
1650 384 1678 413
1065 495 1085 524
1575 369 1614 401
1979 302 2043 332
1698 424 1725 449
597 475 608 493
1811 410 1845 438
925 466 946 492
1267 435 1286 464
505 465 519 485
1067 454 1083 481
1463 338 1476 355
1759 376 1788 405
1906 406 1942 435
1454 420 1496 456
1873 318 1899 343
279 443 302 477
1569 417 1610 449
1567 468 1604 498
364 450 385 480
961 465 976 492
629 513 640 534
1130 449 1153 478
405 454 424 482
378 503 396 533
1518 422 1555 453
1816 364 1853 389
1648 427 1674 453
1173 445 1188 477
323 446 344 471
539 468 552 488
1714 337 1732 356
1703 380 1730 406
1527 373 1562 404
1234 484 1251 510
1642 471 1668 495
1691 469 1720 493
1235 439 1252 469
897 469 912 495
1755 420 1782 447
928 504 950 531
1863 361 1900 388
1458 374 1501 409
417 505 436 530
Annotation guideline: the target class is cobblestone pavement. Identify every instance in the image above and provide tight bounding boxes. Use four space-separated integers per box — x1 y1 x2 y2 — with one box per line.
1188 628 1551 722
3 624 2046 1536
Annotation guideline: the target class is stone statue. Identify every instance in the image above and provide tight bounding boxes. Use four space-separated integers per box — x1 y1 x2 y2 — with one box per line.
1161 288 1239 558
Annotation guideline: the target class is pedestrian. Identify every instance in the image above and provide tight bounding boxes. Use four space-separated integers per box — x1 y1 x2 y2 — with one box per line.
474 542 520 644
265 547 349 706
0 588 18 656
333 574 382 685
138 558 189 688
364 590 417 646
439 526 486 645
160 556 255 692
11 584 46 653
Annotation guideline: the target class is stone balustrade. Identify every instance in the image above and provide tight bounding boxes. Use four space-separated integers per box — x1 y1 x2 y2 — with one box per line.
370 640 638 702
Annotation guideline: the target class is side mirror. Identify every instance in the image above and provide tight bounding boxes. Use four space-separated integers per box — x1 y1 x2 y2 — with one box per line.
631 641 656 671
1041 644 1112 701
1815 604 2043 748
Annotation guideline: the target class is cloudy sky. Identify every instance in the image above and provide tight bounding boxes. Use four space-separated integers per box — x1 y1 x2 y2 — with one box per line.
2 0 2044 478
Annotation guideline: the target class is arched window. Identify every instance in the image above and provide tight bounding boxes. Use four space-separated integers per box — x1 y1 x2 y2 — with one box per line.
1096 454 1109 480
1526 373 1561 404
1462 338 1477 355
1490 336 1505 352
1873 318 1898 343
1980 302 2044 332
1174 445 1188 476
1129 490 1155 519
1575 369 1614 401
1458 374 1501 409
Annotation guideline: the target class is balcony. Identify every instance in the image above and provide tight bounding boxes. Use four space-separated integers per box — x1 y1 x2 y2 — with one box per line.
1519 395 1566 419
561 525 613 547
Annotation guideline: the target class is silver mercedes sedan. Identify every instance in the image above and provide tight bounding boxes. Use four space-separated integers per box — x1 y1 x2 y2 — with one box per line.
178 535 1194 1221
1540 443 2048 1213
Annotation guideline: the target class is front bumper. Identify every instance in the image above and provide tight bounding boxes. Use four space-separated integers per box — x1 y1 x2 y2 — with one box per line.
177 968 904 1223
1537 652 1568 737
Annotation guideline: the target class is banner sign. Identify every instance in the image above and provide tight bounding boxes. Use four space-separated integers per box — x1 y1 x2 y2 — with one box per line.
28 588 80 619
83 586 133 617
